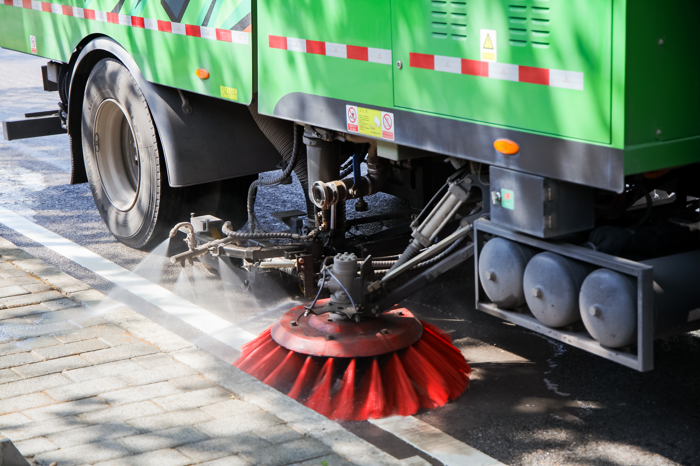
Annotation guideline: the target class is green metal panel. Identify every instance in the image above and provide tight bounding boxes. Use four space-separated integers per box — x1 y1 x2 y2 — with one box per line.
391 0 614 145
256 0 394 117
0 0 254 103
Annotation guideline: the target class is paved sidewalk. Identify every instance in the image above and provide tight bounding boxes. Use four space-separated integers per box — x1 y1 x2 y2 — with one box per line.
0 236 406 466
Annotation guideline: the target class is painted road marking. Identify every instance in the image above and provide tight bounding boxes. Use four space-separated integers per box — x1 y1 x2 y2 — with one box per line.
371 416 506 466
0 209 256 350
0 208 502 465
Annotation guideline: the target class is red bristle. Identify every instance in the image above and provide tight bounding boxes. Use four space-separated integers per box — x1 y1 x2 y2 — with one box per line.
419 329 471 375
287 355 322 401
401 346 449 409
420 321 453 343
331 359 358 420
234 338 279 372
414 338 468 400
247 345 288 381
239 326 272 354
383 353 420 417
357 358 386 419
263 350 306 393
304 358 335 417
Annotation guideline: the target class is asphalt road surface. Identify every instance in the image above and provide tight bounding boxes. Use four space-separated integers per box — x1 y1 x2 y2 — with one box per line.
1 47 699 466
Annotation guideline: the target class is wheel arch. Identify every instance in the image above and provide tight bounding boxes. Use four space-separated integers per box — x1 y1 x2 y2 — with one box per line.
67 37 282 188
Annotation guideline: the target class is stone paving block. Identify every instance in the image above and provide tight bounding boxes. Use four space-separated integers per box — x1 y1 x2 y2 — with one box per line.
0 412 33 429
78 401 164 424
10 258 61 277
0 321 80 341
39 272 91 295
94 448 193 466
195 411 283 438
0 369 21 385
13 355 91 379
119 363 195 387
72 315 111 328
251 424 305 445
34 439 132 466
30 307 101 324
200 400 263 420
21 283 54 293
0 276 40 287
0 351 43 370
33 338 110 360
169 374 217 391
0 393 57 416
132 353 175 369
47 422 140 448
23 397 110 421
64 360 142 383
117 425 210 454
0 303 52 321
152 387 233 412
0 285 30 298
14 436 60 457
56 324 135 345
81 342 159 365
42 298 80 311
176 434 270 463
126 408 215 433
99 381 183 407
0 373 72 399
237 438 331 466
118 320 193 353
0 290 64 308
0 415 84 442
45 376 128 402
0 269 30 279
0 336 61 357
199 456 252 466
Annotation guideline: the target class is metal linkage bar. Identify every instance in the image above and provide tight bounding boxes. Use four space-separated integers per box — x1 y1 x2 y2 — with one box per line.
2 114 66 141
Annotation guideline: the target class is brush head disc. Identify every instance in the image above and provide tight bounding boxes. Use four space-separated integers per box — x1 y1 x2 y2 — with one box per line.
270 299 423 358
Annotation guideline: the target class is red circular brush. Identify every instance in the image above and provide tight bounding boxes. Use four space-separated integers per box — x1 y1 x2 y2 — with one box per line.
234 301 470 421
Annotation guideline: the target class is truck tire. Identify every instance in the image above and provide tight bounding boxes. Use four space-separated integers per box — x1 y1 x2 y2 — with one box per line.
82 58 177 249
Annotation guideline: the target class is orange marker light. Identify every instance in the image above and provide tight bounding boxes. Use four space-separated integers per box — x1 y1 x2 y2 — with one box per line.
494 139 520 155
196 68 210 80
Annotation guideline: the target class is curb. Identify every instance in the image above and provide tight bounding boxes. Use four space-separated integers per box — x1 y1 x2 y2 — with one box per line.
0 236 405 466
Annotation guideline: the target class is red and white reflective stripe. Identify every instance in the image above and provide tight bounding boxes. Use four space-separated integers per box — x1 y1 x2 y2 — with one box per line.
269 35 392 65
411 52 584 91
2 0 250 45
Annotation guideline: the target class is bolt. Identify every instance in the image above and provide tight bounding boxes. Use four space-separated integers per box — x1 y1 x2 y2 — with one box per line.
658 38 664 45
299 258 305 264
656 129 663 136
396 60 403 69
532 287 542 298
589 305 602 317
371 307 379 314
485 271 496 281
291 320 298 327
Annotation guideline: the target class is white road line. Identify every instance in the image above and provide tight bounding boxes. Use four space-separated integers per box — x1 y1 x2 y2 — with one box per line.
371 416 506 466
0 208 501 465
0 209 257 350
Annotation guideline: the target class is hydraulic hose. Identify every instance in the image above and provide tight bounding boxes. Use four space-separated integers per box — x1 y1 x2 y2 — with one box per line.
246 123 302 232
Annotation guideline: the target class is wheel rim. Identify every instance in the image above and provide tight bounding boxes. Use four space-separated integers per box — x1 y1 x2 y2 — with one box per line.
93 99 141 211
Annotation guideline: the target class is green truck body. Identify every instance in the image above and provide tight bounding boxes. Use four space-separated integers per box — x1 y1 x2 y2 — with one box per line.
1 0 699 186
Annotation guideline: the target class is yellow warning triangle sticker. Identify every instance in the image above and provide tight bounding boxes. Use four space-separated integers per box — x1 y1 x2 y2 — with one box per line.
483 34 494 50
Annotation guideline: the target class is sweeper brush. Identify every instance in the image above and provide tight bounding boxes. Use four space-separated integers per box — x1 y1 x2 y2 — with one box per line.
234 300 470 421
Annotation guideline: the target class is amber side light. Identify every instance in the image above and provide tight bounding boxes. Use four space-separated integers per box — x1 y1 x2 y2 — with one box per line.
196 68 210 80
494 139 520 155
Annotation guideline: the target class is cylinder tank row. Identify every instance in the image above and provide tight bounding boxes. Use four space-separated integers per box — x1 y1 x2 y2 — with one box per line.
478 238 700 348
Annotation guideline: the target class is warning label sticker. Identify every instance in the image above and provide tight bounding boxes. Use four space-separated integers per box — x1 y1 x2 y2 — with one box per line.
346 105 395 141
220 86 238 101
501 189 514 210
480 29 497 62
30 36 37 54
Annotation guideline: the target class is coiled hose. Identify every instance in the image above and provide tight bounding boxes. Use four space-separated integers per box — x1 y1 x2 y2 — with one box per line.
246 123 302 232
222 221 316 241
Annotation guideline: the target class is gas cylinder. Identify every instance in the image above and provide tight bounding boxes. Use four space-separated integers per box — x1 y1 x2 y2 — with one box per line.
478 238 537 309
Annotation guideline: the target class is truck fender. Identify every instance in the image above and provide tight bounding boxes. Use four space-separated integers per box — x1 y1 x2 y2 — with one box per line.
68 37 280 187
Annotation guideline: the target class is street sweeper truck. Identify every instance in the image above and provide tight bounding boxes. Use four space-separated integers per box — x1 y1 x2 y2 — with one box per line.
2 0 700 419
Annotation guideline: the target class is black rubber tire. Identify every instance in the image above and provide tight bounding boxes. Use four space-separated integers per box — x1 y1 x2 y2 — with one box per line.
82 59 177 249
